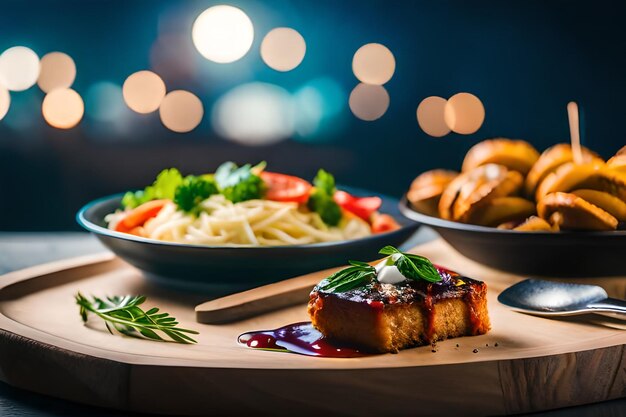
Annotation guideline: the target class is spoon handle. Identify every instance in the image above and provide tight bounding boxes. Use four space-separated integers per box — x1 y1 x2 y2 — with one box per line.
588 298 626 315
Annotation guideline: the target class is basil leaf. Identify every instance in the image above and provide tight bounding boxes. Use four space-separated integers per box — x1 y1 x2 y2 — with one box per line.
378 246 441 283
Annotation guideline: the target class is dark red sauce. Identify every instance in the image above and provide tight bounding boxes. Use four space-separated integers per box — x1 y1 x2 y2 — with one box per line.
423 285 436 341
238 322 367 358
465 289 485 335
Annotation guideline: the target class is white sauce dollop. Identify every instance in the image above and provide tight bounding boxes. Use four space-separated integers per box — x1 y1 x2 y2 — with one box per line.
375 253 406 284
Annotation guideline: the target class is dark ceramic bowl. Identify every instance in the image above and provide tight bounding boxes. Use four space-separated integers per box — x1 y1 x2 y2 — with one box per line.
77 187 420 294
399 197 626 277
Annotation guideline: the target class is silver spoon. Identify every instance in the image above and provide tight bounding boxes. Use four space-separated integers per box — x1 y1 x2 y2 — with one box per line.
498 279 626 317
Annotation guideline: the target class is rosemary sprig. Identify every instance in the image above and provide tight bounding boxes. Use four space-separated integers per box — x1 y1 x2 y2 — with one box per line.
318 260 376 293
75 293 199 344
379 246 441 283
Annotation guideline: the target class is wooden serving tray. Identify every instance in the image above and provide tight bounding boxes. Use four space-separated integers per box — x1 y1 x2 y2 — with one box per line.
0 239 624 416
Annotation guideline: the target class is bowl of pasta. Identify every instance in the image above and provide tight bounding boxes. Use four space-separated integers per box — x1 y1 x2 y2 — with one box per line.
77 162 419 293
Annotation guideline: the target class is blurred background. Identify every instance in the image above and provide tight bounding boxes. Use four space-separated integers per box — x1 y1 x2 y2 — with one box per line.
0 0 624 231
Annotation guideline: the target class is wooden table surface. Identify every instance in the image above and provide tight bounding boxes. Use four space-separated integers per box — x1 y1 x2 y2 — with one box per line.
0 230 624 417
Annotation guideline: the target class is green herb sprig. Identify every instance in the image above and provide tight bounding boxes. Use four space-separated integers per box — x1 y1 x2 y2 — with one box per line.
318 260 376 293
318 246 441 293
379 246 441 283
76 293 199 344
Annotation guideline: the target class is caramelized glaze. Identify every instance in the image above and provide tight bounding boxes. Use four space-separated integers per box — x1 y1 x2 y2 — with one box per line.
311 266 487 341
240 266 487 356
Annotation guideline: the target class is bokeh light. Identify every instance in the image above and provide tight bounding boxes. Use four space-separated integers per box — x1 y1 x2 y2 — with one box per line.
37 52 76 93
192 5 254 64
159 90 203 133
122 70 166 114
0 46 40 91
0 85 10 120
86 81 125 122
212 82 294 145
444 92 485 134
352 43 395 85
42 88 84 129
261 28 306 72
349 83 389 121
293 78 345 140
417 96 450 137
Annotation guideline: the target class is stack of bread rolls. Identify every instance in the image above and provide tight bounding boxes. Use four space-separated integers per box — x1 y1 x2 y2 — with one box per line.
407 138 626 231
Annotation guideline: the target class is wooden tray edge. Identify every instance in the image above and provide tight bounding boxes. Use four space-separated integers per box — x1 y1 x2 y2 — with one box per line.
0 326 624 416
0 252 115 288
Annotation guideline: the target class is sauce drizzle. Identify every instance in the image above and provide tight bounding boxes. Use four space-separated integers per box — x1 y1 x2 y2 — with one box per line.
238 322 367 358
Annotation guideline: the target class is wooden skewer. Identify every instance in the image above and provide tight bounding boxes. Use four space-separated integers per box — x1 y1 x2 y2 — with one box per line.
195 267 333 324
195 259 385 324
567 101 583 164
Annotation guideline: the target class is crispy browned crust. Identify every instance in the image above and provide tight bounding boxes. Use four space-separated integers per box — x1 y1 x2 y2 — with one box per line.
308 271 490 353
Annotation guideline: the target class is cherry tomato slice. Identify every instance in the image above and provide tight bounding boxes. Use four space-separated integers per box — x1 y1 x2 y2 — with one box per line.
115 200 167 233
371 213 401 234
334 190 382 221
261 172 312 204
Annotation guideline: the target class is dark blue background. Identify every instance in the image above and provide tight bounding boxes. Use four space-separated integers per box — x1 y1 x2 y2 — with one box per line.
0 0 624 230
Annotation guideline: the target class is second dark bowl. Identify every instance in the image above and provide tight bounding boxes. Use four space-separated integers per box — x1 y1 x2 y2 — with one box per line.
399 197 626 277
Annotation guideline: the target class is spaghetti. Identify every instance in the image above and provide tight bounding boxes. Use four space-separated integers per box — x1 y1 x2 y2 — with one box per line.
106 195 372 246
